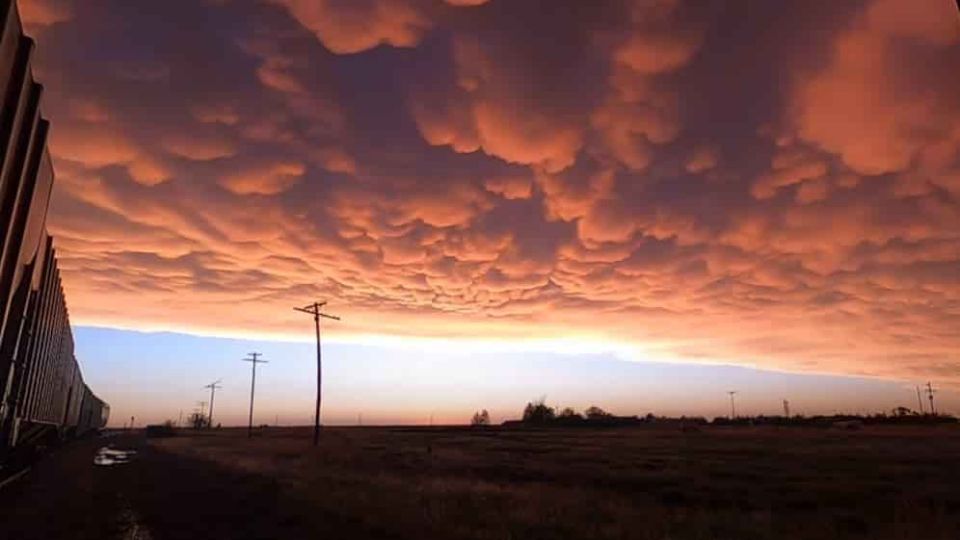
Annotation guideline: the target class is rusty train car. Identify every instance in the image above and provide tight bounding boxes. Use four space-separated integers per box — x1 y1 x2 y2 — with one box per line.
0 1 108 458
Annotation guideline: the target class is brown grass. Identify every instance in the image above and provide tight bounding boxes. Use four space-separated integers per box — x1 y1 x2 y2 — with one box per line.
155 425 960 539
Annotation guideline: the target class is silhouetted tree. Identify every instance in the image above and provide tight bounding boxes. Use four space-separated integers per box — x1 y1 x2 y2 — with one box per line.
522 397 556 423
584 406 612 420
559 407 581 419
471 409 491 426
188 412 208 429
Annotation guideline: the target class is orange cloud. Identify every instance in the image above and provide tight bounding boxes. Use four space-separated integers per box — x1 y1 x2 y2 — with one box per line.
271 0 431 54
219 161 305 195
161 133 236 161
483 175 532 200
21 0 960 386
16 0 71 29
792 0 959 177
685 146 718 174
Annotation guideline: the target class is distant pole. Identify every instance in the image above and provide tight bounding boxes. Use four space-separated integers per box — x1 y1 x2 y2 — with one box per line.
916 386 925 414
178 409 183 427
782 399 790 418
243 353 268 438
926 382 937 415
293 301 340 446
727 391 738 419
204 380 222 428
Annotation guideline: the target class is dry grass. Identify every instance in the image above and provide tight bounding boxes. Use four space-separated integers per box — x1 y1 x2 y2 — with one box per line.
155 425 960 539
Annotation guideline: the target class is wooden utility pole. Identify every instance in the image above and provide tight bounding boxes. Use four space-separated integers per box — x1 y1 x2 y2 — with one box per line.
243 353 267 438
204 380 222 428
926 382 937 415
293 301 340 446
196 402 207 428
727 391 738 419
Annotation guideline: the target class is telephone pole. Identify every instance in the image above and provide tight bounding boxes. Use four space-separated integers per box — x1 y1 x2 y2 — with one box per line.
196 401 207 428
926 382 937 415
727 391 738 419
782 399 790 418
294 301 340 446
204 380 222 428
243 353 268 438
916 385 925 414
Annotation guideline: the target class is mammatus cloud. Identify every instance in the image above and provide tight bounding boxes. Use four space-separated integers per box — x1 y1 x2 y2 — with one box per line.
17 0 960 384
269 0 432 54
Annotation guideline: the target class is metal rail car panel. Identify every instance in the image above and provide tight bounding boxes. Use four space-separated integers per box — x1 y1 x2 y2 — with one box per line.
0 0 110 452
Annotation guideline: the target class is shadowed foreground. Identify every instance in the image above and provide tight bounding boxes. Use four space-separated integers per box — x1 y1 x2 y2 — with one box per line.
3 425 960 539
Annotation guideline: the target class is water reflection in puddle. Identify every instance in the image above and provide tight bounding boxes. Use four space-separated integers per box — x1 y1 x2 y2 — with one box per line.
94 446 137 466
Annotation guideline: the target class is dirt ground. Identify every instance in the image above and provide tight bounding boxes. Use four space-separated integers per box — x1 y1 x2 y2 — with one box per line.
1 425 959 539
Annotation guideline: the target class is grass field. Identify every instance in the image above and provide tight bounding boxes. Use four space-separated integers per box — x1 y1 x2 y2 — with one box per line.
152 424 960 539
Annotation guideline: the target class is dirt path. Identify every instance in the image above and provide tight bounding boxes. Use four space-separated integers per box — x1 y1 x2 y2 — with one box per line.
0 433 328 540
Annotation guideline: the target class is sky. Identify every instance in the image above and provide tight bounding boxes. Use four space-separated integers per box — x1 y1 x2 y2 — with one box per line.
13 0 960 425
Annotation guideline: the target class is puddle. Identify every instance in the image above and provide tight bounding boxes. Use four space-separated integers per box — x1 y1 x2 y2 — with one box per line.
94 446 137 466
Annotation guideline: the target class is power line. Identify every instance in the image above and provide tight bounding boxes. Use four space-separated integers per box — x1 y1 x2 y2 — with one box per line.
242 352 268 438
204 379 222 429
293 301 340 446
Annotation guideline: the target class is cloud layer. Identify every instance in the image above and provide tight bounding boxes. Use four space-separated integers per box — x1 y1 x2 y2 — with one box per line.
20 0 960 383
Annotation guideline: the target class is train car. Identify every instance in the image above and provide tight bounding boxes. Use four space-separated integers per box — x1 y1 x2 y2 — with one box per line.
0 0 108 458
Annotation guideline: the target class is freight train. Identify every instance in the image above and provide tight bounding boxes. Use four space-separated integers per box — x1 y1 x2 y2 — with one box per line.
0 1 108 460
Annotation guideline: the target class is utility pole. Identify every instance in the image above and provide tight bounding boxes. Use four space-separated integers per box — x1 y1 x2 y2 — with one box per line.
204 380 222 428
782 399 790 418
243 353 268 438
916 385 925 414
727 391 738 419
926 382 937 415
178 409 183 428
196 401 207 428
293 301 340 446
